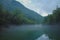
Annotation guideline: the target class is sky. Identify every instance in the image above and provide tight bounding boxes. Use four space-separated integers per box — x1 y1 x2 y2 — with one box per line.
16 0 60 16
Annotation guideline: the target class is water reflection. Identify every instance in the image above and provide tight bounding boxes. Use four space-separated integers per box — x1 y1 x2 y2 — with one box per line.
1 24 60 40
36 34 50 40
1 25 44 40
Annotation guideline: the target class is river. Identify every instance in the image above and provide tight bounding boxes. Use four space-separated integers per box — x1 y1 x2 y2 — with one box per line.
0 24 60 40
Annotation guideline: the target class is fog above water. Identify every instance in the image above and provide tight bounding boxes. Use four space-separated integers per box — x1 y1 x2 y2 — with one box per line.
7 24 43 31
2 24 60 40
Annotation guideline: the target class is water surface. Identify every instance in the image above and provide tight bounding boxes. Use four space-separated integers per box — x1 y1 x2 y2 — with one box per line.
1 24 59 40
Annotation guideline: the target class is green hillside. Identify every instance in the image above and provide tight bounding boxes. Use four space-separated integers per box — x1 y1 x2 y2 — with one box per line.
0 4 37 26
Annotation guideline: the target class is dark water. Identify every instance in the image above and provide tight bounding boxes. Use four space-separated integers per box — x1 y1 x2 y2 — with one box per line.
0 24 60 40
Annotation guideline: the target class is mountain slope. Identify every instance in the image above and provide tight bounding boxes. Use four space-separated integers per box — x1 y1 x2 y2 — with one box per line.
0 0 43 24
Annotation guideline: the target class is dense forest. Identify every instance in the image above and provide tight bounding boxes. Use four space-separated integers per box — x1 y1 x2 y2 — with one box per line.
43 7 60 24
0 4 37 27
0 0 43 28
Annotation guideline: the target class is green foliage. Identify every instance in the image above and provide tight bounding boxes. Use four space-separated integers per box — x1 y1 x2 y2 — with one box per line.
43 7 60 24
0 4 37 27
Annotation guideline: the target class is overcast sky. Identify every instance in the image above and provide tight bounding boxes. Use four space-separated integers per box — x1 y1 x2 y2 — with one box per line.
16 0 60 16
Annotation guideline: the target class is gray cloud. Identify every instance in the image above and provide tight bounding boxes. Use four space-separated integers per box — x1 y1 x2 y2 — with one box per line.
31 0 60 14
16 0 60 16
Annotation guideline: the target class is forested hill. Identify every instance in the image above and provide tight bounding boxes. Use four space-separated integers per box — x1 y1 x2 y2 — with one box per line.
0 0 43 26
43 7 60 24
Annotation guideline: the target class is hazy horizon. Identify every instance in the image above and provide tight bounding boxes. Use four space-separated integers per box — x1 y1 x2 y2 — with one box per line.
16 0 60 16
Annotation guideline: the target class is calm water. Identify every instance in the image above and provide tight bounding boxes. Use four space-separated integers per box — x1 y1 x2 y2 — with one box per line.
0 24 60 40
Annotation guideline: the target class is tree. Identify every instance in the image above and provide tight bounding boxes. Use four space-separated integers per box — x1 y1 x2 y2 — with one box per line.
43 7 60 24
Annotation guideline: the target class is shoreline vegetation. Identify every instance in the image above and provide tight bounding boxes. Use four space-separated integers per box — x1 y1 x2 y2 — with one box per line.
43 7 60 25
0 4 37 27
